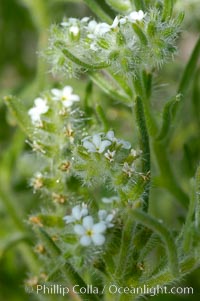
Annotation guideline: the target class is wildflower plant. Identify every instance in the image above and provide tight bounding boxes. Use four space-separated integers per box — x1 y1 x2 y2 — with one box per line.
3 0 200 300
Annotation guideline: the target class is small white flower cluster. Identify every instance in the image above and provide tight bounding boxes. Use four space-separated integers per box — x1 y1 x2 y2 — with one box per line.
85 11 145 51
51 86 80 108
82 131 131 155
63 203 115 247
28 86 80 125
28 98 49 125
61 17 90 38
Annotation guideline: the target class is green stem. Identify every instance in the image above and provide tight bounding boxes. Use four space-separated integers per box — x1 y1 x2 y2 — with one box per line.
131 209 179 276
135 96 150 211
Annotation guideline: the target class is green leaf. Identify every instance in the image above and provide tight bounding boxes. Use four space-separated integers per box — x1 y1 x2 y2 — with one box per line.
57 42 110 70
178 36 200 95
130 209 179 277
132 23 148 46
156 94 182 141
162 0 173 21
82 0 113 23
4 95 32 136
105 0 131 13
132 0 145 11
89 72 131 103
0 233 29 259
195 165 200 229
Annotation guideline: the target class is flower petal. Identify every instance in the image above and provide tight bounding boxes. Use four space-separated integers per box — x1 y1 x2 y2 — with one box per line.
72 205 81 220
70 94 80 102
80 236 91 246
83 141 96 152
82 216 93 229
92 234 105 245
74 224 85 235
92 134 101 148
63 86 73 96
93 222 106 233
51 89 61 97
99 140 111 153
63 215 75 224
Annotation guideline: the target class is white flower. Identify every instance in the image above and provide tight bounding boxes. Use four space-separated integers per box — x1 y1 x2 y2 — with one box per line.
69 25 80 37
104 149 116 162
130 148 143 157
28 97 49 124
106 131 131 149
51 86 80 108
102 196 120 203
74 216 106 246
87 20 111 39
63 203 88 224
83 134 111 153
110 16 120 29
98 210 115 228
128 10 145 23
119 10 145 25
122 162 135 177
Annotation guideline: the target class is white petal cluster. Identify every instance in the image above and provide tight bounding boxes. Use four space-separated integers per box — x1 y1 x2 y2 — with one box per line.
106 131 131 149
98 210 115 228
122 162 135 177
28 97 49 125
104 149 116 162
74 216 106 246
120 10 145 24
63 203 88 224
51 86 80 108
83 134 111 153
63 204 115 247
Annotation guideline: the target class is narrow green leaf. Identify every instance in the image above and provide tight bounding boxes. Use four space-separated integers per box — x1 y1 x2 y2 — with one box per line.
178 36 200 95
132 23 148 46
105 0 131 13
162 0 173 21
131 209 179 276
4 95 32 136
153 140 189 208
114 215 136 279
132 0 145 11
0 233 29 258
89 72 131 103
192 68 200 125
82 0 113 23
96 105 109 131
156 94 181 141
57 43 110 70
195 165 200 229
37 228 61 257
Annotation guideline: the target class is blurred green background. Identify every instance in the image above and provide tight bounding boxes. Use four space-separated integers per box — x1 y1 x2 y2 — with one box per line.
0 1 200 300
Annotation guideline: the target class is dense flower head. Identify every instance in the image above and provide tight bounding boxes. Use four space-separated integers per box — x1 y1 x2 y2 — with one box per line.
47 8 182 79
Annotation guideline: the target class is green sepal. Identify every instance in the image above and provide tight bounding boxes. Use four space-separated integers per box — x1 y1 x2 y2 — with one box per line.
4 95 32 136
